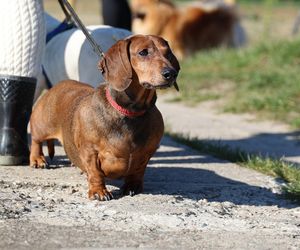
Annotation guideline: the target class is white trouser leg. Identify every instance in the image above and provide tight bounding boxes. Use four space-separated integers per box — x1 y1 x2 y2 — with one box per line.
0 0 45 78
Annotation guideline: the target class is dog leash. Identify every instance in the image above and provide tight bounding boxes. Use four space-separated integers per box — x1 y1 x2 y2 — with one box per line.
58 0 105 59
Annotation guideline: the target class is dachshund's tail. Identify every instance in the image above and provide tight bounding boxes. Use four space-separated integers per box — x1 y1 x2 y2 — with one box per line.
47 139 55 160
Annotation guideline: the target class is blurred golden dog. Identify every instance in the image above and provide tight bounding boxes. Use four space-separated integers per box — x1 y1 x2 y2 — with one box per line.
131 0 246 59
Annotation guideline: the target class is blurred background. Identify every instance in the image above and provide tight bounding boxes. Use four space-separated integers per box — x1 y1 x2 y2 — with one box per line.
44 0 102 24
44 0 300 45
43 0 300 128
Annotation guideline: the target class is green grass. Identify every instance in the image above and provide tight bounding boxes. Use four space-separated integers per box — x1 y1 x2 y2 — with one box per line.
175 38 300 128
239 0 300 7
166 132 300 202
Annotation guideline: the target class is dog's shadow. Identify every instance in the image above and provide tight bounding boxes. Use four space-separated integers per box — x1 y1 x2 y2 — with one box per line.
46 136 296 208
116 137 296 208
48 156 72 168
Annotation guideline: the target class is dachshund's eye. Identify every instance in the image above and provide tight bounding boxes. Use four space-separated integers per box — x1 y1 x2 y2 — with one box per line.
135 12 146 20
139 49 148 57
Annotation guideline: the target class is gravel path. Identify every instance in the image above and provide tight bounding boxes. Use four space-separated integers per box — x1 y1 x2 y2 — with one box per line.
1 100 300 249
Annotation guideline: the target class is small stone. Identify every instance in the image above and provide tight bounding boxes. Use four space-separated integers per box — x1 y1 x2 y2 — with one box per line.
23 207 31 212
71 189 78 194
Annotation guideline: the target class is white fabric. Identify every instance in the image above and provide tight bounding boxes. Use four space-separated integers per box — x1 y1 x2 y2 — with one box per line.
0 0 45 78
43 15 132 88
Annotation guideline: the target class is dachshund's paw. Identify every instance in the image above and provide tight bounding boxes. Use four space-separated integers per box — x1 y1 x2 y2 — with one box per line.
122 182 143 197
30 155 49 169
88 187 114 201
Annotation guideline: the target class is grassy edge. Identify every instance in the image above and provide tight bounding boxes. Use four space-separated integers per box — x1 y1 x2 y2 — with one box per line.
165 131 300 202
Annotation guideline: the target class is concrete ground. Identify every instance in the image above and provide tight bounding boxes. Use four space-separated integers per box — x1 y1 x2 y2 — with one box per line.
158 96 300 165
1 1 300 249
1 99 300 249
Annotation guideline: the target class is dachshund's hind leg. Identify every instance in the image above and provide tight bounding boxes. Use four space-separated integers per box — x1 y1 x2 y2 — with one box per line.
29 138 48 168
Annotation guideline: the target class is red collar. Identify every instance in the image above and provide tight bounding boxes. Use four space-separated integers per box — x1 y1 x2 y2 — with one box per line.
105 88 146 118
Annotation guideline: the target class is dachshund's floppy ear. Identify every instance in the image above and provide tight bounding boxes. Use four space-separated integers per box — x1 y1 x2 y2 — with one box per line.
169 48 180 73
99 39 132 91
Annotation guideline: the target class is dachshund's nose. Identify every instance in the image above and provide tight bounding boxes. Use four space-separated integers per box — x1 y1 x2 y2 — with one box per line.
161 68 177 80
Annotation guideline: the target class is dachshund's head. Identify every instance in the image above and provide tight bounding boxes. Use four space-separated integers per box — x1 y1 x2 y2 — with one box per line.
99 34 180 91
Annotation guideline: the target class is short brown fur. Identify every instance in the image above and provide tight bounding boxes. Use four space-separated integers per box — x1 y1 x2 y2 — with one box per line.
131 0 237 59
30 35 180 200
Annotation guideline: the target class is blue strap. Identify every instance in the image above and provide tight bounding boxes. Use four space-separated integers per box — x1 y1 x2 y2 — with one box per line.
46 20 75 43
42 66 53 89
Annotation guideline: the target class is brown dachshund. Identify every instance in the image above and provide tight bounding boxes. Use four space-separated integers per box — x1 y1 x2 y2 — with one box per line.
29 35 180 201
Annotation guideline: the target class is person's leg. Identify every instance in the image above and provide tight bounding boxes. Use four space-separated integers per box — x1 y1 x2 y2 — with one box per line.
0 0 45 165
102 0 131 30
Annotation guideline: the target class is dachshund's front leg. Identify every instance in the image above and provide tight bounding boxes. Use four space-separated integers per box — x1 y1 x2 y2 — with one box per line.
80 149 113 201
122 164 147 196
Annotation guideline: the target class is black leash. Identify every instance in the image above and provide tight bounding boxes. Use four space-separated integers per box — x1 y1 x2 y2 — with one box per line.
58 0 105 59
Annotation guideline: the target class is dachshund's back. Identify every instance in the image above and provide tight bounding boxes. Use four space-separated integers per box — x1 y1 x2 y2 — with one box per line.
31 81 94 142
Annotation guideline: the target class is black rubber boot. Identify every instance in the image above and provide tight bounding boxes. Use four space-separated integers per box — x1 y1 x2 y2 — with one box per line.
0 75 36 165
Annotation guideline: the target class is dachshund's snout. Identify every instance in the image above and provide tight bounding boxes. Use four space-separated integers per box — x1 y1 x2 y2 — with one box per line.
161 67 178 81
